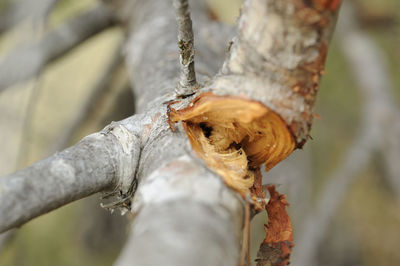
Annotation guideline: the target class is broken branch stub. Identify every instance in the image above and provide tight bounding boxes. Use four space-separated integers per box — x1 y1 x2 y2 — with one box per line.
168 92 295 206
169 0 341 209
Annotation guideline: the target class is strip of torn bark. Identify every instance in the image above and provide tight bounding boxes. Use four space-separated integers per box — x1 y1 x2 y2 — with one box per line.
173 0 198 96
256 185 294 266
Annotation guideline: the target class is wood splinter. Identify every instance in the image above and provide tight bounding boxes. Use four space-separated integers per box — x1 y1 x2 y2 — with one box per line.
168 92 296 208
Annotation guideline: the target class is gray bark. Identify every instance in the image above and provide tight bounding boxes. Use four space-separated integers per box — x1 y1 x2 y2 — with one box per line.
215 0 339 145
0 116 142 233
116 1 245 264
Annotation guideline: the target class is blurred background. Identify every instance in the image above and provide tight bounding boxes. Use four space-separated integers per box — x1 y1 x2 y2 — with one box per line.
0 0 399 265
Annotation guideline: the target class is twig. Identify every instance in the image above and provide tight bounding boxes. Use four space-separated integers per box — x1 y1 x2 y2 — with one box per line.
173 0 198 96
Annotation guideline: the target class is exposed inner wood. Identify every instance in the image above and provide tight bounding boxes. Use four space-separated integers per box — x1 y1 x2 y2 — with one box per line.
169 92 295 196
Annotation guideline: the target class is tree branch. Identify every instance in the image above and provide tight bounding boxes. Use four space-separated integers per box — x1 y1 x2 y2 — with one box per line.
0 115 142 233
217 0 341 145
173 0 198 96
0 4 115 92
115 155 244 266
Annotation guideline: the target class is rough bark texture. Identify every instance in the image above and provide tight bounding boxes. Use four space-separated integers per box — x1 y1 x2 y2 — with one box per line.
215 0 340 145
0 117 142 233
168 0 340 207
115 157 243 266
115 1 245 264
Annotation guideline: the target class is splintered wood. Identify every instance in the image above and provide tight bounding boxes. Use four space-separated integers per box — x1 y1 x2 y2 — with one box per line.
256 185 294 266
168 92 295 207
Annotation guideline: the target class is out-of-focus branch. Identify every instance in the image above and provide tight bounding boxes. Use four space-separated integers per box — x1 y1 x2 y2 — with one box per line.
0 4 115 92
0 115 142 233
0 229 15 252
293 2 400 265
49 42 124 152
0 0 59 34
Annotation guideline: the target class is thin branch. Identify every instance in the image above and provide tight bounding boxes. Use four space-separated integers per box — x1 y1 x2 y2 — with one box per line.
0 4 115 92
0 115 142 233
173 0 198 96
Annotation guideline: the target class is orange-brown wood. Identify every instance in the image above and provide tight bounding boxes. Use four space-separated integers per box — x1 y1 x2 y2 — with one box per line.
169 92 295 198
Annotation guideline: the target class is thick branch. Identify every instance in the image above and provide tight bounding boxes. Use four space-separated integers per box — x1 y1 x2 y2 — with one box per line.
217 0 341 145
0 4 115 91
113 0 246 264
173 0 198 95
115 155 243 266
0 116 142 233
167 0 341 200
